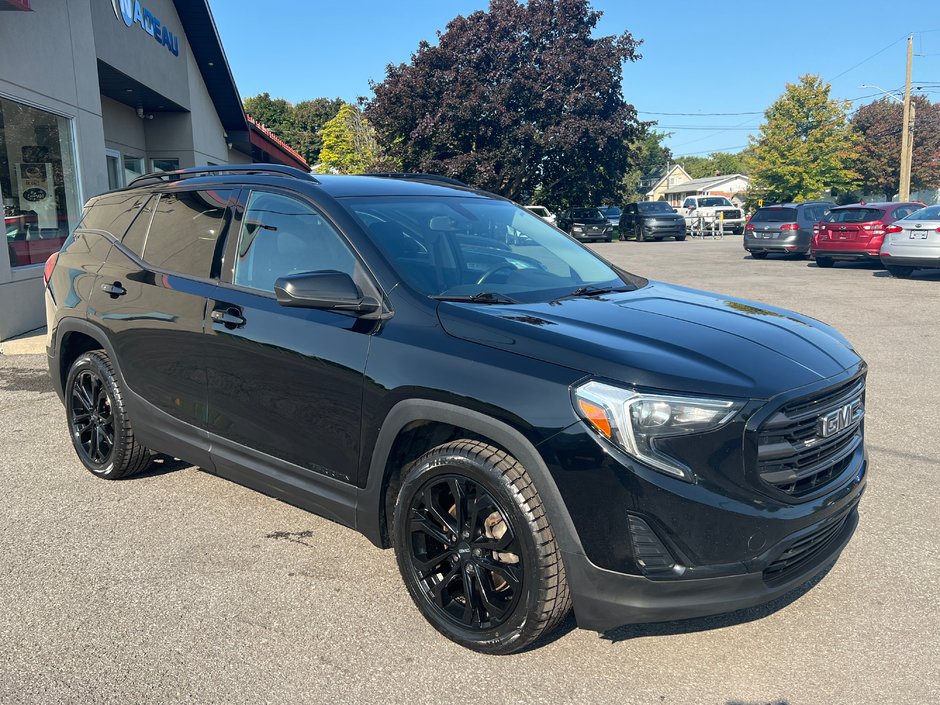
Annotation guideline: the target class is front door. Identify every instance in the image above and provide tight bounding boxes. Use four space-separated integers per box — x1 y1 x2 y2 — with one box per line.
205 188 376 486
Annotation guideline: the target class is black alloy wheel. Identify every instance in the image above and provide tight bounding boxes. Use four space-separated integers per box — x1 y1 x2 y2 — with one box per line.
69 369 115 466
405 474 523 631
393 440 570 654
65 351 152 479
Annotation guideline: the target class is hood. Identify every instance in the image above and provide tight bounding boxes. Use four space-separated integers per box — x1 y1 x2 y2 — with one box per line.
437 281 861 399
638 212 684 220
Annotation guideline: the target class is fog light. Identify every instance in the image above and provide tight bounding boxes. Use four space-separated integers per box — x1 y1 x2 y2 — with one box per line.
628 515 682 576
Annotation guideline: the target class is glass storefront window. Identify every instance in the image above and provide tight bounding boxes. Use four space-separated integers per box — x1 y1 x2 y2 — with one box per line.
1 97 80 268
123 155 144 184
151 157 179 173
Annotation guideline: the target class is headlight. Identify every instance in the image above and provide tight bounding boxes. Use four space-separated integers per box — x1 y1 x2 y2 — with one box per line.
573 380 743 481
572 226 584 232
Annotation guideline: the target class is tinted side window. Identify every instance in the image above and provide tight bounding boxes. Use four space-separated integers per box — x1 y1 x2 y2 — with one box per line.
233 191 357 294
121 195 157 258
751 208 796 223
892 206 917 220
79 192 148 238
142 190 232 278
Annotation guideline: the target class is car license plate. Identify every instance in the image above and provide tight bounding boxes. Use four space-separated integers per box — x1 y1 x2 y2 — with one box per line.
910 231 928 239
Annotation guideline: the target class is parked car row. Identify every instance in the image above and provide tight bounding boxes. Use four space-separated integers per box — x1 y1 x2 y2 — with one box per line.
743 201 940 278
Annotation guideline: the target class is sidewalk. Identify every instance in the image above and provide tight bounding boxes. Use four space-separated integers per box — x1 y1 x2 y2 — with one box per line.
0 326 46 356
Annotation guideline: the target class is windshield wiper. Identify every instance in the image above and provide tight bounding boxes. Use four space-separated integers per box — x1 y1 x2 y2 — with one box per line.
552 285 632 302
432 291 519 305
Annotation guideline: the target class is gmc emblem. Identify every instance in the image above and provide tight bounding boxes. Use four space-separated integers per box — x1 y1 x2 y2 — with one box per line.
818 399 863 438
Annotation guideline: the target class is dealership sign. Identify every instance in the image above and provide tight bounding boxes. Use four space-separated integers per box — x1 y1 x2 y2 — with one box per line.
111 0 180 57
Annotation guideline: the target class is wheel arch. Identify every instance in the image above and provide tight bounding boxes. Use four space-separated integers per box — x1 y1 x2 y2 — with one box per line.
52 319 119 402
357 399 584 561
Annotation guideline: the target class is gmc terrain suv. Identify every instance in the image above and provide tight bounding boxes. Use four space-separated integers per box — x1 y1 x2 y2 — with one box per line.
45 165 867 654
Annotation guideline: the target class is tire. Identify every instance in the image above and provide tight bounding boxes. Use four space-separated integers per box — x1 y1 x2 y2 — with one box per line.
815 256 834 268
751 251 768 259
604 236 612 243
886 264 914 278
675 235 686 242
65 350 152 479
393 440 570 654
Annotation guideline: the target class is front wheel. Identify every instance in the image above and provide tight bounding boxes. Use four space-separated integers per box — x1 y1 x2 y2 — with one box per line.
675 235 686 241
393 440 570 654
65 350 152 479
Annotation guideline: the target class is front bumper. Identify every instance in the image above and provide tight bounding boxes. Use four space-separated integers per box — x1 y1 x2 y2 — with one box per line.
564 501 860 632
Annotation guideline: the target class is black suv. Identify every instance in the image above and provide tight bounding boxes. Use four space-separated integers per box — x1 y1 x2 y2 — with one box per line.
44 165 867 654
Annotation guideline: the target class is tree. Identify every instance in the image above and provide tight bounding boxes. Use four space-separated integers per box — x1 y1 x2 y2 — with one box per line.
680 150 750 179
243 92 295 143
851 96 940 200
746 75 860 204
366 0 642 208
293 97 345 166
621 129 672 201
317 103 382 174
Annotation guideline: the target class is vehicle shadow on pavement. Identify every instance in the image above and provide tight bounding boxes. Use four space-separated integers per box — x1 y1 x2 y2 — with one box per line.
129 453 193 478
871 269 940 281
599 566 832 644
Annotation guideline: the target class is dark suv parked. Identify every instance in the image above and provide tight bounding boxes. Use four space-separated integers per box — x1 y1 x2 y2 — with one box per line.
744 202 834 258
619 201 687 241
45 165 867 654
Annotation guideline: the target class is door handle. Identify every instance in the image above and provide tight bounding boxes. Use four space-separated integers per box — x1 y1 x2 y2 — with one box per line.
101 282 126 297
211 307 246 329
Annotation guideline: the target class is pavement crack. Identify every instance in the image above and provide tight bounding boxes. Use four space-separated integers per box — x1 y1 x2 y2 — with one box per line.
265 530 316 548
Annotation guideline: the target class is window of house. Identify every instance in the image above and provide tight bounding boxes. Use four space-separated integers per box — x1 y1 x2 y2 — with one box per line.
2 97 81 268
141 190 231 278
123 155 144 185
151 157 180 173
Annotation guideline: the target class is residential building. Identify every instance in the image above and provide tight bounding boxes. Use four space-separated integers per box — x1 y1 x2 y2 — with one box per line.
663 174 751 208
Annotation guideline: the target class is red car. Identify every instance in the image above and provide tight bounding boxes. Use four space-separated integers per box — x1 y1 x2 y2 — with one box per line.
811 202 924 268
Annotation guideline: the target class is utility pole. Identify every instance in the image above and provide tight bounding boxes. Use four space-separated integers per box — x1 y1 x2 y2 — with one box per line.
899 33 913 201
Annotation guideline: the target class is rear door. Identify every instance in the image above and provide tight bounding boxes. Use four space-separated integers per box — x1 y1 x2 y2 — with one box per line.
204 187 378 487
820 207 885 246
89 187 234 461
749 207 795 239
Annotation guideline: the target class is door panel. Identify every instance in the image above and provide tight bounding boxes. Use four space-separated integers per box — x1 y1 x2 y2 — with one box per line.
205 189 375 485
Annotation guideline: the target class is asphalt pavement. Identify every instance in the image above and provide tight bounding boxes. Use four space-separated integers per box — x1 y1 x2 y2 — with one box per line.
1 238 937 704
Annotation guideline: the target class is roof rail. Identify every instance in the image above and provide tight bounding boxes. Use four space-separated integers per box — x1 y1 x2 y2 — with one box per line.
128 164 319 188
361 172 469 188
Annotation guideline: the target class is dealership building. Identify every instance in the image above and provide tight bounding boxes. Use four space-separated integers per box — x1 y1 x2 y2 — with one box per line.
0 0 307 340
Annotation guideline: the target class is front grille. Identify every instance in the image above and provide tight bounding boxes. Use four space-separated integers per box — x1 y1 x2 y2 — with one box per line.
721 209 741 220
763 512 850 583
757 377 865 496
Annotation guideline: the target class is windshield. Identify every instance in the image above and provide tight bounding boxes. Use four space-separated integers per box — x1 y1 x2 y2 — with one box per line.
569 208 605 220
696 197 733 208
637 202 676 214
599 207 621 217
750 207 796 223
902 205 940 220
824 207 885 224
342 196 643 302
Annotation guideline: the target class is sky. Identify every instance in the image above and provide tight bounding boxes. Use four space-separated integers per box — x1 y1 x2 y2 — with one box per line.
211 1 940 158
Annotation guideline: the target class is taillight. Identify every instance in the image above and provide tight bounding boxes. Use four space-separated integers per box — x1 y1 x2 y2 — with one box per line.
745 224 755 231
780 223 800 231
43 252 58 285
885 225 903 234
813 224 821 233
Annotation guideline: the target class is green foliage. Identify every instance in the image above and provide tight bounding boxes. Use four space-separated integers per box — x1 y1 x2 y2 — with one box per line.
622 129 673 201
851 96 940 200
746 75 860 204
366 0 643 208
317 103 385 174
243 93 345 166
681 150 750 179
243 92 295 143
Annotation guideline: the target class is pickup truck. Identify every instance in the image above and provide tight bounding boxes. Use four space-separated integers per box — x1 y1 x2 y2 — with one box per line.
677 196 746 234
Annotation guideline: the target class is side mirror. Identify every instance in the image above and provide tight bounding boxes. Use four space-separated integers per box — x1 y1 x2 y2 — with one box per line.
274 270 380 315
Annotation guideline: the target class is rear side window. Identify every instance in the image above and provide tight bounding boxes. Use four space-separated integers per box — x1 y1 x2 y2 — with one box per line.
892 205 919 220
827 208 885 224
121 195 157 257
902 204 940 220
142 190 232 278
750 208 796 223
79 192 148 238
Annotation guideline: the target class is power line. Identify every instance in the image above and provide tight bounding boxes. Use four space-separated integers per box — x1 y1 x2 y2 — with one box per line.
638 110 763 116
827 35 907 81
674 145 748 156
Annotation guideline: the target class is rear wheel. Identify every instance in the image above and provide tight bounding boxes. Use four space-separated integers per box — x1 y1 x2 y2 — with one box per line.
65 351 152 479
675 235 686 242
815 256 835 268
393 440 570 654
751 251 768 260
886 264 914 278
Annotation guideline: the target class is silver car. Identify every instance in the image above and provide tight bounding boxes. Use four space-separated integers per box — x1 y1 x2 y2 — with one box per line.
880 204 940 278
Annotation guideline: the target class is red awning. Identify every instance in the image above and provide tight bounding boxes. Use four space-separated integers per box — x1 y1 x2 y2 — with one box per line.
246 115 308 171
